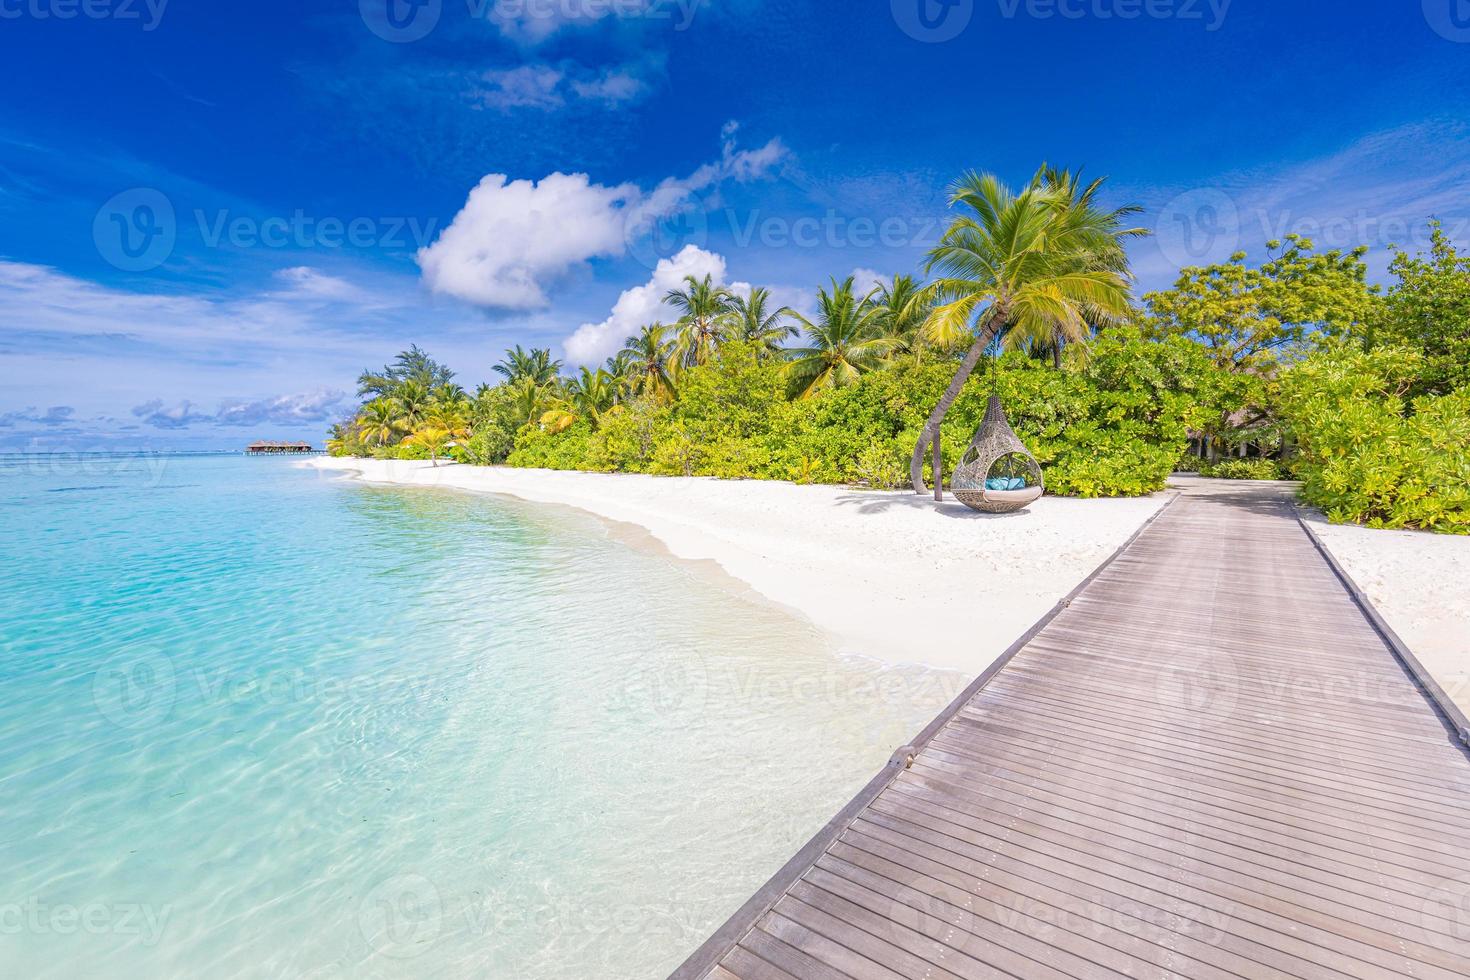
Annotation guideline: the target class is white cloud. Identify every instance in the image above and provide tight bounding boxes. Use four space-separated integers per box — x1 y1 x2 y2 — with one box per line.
849 268 889 297
563 245 726 365
472 62 652 111
569 67 649 105
417 172 640 310
272 266 365 302
475 65 566 110
419 135 788 311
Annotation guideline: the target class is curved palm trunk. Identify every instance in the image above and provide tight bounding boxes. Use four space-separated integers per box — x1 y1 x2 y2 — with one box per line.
909 316 1005 495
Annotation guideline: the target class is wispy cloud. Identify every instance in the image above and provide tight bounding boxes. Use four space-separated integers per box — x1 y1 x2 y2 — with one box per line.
472 60 655 111
0 405 75 427
126 390 347 430
1129 119 1470 289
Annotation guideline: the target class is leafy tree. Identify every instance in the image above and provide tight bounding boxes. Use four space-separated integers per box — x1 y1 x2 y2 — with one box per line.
725 286 796 358
358 344 455 398
1141 235 1378 371
785 277 893 400
1372 221 1470 396
909 167 1136 492
666 274 734 368
1276 344 1470 533
1141 235 1380 459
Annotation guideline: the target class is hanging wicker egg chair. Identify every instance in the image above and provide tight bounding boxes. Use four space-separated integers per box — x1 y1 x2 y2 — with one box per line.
951 395 1044 514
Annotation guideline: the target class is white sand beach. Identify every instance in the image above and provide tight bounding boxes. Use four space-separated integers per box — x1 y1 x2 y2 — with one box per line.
1306 514 1470 717
308 457 1171 674
308 460 1470 712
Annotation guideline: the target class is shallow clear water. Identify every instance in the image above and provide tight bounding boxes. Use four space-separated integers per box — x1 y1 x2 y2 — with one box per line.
0 454 960 979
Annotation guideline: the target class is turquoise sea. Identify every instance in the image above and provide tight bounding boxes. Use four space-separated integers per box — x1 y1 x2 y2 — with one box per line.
0 454 958 978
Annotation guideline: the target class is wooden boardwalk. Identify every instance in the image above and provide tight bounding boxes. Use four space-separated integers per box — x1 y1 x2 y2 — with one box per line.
672 482 1470 980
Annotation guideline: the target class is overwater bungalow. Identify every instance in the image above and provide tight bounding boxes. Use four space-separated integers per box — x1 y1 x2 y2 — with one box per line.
245 441 315 455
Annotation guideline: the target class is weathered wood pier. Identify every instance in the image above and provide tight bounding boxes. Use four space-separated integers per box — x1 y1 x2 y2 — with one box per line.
672 481 1470 979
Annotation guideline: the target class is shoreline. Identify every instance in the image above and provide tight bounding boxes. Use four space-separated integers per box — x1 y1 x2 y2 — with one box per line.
307 457 1173 675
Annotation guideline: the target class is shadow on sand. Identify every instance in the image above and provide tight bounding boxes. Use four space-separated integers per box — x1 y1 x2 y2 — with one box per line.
833 490 1041 521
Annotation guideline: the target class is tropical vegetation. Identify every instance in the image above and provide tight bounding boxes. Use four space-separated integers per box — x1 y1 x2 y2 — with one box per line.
326 166 1470 534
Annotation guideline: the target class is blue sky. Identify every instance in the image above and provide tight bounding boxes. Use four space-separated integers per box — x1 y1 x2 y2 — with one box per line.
2 0 1468 450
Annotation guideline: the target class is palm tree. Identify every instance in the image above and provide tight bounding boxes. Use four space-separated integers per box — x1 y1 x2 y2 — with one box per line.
506 377 557 426
493 346 562 386
725 286 797 358
665 274 733 368
908 168 1138 494
403 425 453 466
424 393 470 444
869 274 933 358
1004 166 1145 368
567 367 618 426
602 351 637 400
392 380 432 430
356 398 404 447
619 324 677 401
785 277 894 400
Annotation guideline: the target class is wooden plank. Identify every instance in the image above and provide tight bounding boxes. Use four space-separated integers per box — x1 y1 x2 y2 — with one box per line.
671 484 1470 979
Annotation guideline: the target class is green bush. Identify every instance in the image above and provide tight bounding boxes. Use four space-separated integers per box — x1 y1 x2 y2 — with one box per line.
507 420 597 471
495 329 1218 497
1199 458 1283 480
1277 346 1470 533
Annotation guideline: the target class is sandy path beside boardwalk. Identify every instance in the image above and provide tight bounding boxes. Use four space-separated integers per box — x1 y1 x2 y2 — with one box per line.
1307 514 1470 717
308 458 1171 675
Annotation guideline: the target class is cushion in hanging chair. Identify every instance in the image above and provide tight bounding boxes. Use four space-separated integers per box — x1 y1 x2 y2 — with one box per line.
985 476 1027 491
953 484 1044 514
